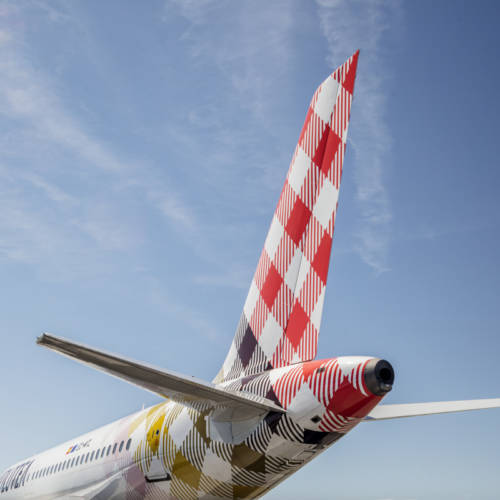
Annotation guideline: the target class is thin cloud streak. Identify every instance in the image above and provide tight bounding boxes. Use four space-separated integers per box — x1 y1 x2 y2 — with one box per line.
166 0 294 124
0 3 209 344
0 4 196 268
0 49 127 173
21 173 77 205
316 0 398 273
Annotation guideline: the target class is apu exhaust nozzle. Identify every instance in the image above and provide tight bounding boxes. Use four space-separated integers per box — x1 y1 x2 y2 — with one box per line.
364 359 394 396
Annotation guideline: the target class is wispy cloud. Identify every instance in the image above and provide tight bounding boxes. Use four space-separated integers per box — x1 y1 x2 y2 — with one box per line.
146 187 197 232
21 173 77 205
0 44 128 173
165 0 294 123
316 0 399 273
163 0 296 184
193 265 252 290
0 2 195 268
0 2 218 350
149 279 220 341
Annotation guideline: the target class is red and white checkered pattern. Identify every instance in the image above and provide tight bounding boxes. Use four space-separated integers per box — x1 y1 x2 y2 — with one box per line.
215 51 360 383
272 356 379 433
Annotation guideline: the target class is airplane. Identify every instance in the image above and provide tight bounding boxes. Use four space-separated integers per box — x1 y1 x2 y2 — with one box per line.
1 50 499 500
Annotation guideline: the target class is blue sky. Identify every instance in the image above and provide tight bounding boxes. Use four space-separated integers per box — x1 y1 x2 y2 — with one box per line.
1 0 500 498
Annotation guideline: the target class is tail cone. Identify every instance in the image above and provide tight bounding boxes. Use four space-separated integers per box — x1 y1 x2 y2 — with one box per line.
364 359 394 396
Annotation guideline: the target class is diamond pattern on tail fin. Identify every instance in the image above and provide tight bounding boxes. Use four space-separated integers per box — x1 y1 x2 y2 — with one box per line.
215 51 360 383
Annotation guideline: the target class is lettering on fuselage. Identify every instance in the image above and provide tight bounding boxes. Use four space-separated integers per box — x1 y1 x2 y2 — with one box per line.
0 460 34 493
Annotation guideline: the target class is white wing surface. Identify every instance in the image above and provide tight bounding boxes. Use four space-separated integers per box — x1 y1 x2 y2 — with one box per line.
37 333 284 420
365 399 500 421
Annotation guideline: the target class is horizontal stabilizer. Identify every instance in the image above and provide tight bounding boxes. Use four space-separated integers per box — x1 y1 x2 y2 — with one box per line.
37 334 284 420
365 398 500 421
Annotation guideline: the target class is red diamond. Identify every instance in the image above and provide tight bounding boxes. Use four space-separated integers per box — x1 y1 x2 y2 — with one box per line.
260 264 283 309
312 232 333 284
320 131 341 176
312 125 330 168
286 301 309 349
285 198 312 246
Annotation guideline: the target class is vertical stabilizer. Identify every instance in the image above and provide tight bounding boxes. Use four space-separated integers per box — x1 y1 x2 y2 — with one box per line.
215 51 360 383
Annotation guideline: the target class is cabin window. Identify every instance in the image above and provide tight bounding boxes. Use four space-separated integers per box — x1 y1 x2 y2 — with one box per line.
101 448 105 458
112 443 117 454
107 445 111 456
126 439 131 450
119 441 124 452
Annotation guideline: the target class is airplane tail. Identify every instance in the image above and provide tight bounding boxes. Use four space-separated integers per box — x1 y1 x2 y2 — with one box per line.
215 51 360 383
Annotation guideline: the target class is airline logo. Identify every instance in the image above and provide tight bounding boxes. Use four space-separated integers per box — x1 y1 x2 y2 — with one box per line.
65 439 91 455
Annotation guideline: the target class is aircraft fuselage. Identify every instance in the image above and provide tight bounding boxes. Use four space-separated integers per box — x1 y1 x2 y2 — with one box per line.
0 357 391 499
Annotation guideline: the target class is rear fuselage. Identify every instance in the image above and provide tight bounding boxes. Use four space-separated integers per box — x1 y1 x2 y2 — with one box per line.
0 356 392 499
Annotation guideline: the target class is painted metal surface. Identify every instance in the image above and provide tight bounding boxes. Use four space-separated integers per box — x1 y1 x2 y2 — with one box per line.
0 52 378 499
0 356 384 499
